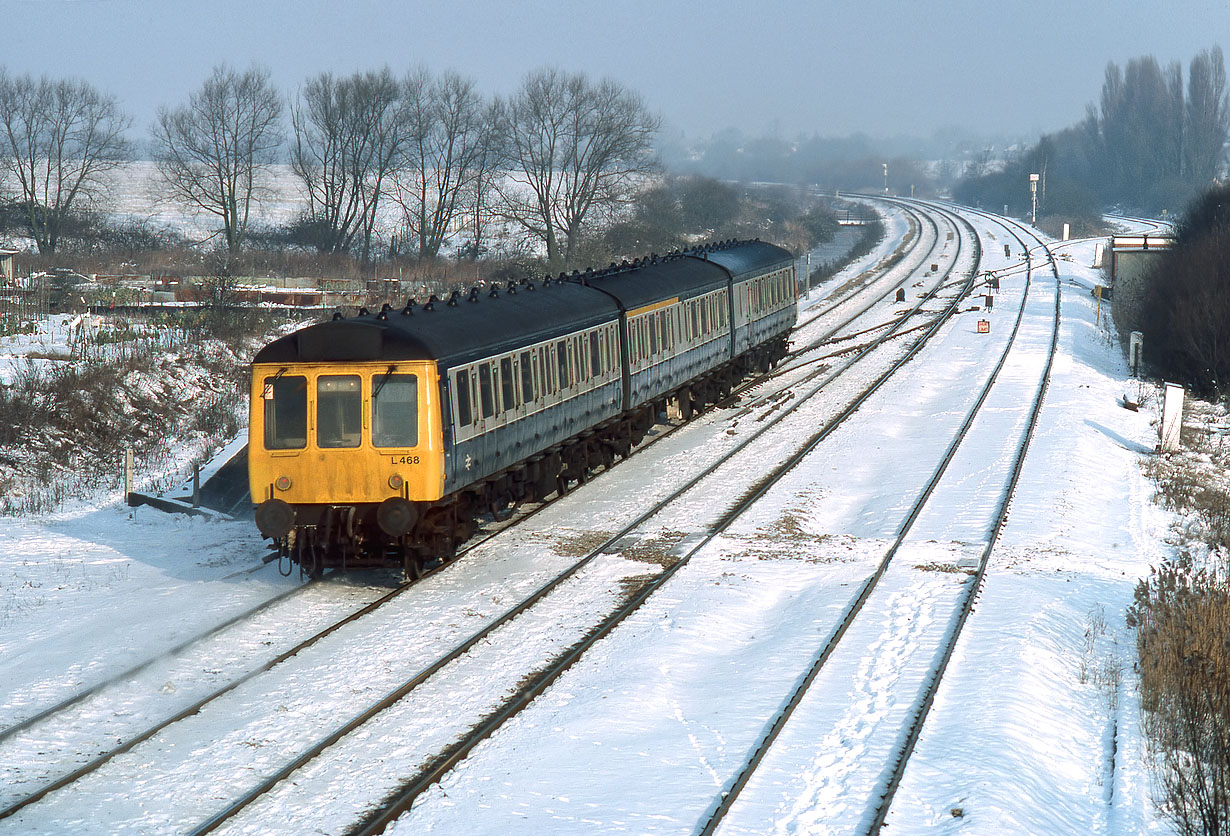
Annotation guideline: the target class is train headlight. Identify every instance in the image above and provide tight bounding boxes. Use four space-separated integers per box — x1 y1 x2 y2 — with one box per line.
388 473 405 490
275 475 292 491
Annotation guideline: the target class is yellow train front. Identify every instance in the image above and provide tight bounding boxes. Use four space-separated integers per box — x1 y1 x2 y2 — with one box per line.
249 240 796 578
249 318 451 575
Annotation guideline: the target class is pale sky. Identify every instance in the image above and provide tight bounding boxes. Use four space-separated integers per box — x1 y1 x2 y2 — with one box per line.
6 0 1230 144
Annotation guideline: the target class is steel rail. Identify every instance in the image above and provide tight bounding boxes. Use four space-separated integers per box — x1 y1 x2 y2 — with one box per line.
181 203 980 836
692 198 1019 834
0 579 316 746
339 203 982 836
3 207 936 825
857 205 1062 835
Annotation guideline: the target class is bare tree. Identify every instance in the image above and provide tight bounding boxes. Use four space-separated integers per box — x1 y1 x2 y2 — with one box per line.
461 99 505 260
496 67 659 272
1185 47 1230 187
390 69 493 260
152 64 283 253
0 69 131 254
290 68 403 263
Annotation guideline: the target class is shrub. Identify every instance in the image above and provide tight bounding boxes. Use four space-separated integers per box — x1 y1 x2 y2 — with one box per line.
1129 559 1230 835
1137 185 1230 397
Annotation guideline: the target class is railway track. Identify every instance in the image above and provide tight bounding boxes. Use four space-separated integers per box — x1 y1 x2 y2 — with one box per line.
0 198 942 816
0 202 980 835
694 202 1063 835
174 202 984 836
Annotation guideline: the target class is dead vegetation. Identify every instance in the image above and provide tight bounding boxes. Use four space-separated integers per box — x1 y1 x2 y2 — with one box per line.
0 312 281 515
1133 394 1230 833
912 562 973 575
619 530 686 567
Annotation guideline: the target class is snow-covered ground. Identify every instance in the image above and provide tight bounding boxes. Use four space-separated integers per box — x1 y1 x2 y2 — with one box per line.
0 207 1181 834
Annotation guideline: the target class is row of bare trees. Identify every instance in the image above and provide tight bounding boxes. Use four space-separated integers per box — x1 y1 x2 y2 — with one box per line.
0 63 660 271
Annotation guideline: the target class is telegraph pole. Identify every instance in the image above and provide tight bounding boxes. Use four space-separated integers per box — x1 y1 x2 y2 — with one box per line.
1029 173 1039 225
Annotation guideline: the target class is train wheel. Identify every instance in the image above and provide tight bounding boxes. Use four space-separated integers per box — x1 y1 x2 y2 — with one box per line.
401 548 423 581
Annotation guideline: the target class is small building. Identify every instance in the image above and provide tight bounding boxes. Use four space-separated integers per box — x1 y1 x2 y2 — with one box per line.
1108 233 1173 335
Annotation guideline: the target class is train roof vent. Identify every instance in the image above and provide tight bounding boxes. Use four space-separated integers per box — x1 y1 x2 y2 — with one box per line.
401 298 415 316
377 303 391 321
332 310 344 321
488 285 499 298
447 290 461 307
358 306 370 317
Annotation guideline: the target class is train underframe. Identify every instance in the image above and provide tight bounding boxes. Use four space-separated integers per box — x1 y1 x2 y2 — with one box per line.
263 338 787 579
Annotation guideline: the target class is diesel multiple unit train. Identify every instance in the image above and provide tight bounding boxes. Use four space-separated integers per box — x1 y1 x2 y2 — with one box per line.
249 239 797 576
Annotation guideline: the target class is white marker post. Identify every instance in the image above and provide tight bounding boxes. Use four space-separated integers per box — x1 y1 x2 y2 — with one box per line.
1129 331 1143 377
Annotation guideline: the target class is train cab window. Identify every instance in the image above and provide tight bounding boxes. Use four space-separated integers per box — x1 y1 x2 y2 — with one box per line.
500 356 517 411
263 374 307 450
372 374 418 448
478 364 495 419
317 375 361 448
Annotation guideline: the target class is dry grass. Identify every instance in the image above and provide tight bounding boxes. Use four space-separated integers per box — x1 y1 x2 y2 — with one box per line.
550 530 616 558
1142 397 1230 551
1129 559 1230 834
0 313 274 515
913 562 974 575
619 530 687 567
1134 394 1230 833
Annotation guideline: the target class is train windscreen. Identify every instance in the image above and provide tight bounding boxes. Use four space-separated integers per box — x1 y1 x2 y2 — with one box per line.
372 374 418 448
263 375 307 450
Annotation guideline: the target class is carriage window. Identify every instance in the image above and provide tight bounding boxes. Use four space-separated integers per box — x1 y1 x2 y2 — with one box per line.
317 375 361 448
263 374 307 450
590 332 601 375
455 369 473 426
539 349 552 395
500 356 517 411
372 374 418 448
557 341 570 388
520 351 534 403
478 364 495 418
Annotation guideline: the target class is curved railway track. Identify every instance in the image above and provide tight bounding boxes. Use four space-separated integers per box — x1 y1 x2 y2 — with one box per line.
179 202 982 836
693 200 1063 836
1 201 981 835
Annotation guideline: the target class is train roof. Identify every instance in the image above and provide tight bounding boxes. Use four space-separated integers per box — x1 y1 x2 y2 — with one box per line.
583 254 729 311
251 239 796 369
252 279 621 368
698 239 795 278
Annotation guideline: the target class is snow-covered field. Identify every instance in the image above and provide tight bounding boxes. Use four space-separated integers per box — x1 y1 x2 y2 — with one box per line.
0 207 1183 834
